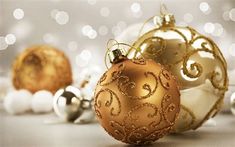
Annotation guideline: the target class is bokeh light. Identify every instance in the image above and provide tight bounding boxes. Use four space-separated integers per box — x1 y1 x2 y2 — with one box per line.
82 25 93 36
68 41 78 51
13 8 24 20
5 34 16 45
43 33 58 44
87 29 97 39
183 13 193 23
199 2 212 15
80 49 92 61
212 23 224 37
98 26 108 36
100 7 110 17
55 11 69 25
0 37 8 50
204 22 215 34
131 2 141 13
76 49 92 67
199 2 210 13
229 8 235 21
10 21 33 40
82 25 97 39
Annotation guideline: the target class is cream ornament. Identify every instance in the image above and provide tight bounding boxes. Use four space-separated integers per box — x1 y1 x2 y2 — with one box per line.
130 5 228 132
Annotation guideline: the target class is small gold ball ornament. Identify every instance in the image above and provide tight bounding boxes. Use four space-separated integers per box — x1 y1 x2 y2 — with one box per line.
131 6 228 132
94 46 180 145
12 45 73 93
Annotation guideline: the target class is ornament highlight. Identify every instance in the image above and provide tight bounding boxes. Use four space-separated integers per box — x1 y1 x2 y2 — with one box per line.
130 6 228 132
12 45 73 93
53 86 94 123
94 43 180 145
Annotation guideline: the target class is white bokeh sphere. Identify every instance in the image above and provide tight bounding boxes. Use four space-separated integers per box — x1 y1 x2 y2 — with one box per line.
4 90 32 115
31 90 53 113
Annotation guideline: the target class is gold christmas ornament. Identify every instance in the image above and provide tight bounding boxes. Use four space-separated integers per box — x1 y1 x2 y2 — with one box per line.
53 86 94 123
130 5 228 132
94 42 180 145
12 45 73 93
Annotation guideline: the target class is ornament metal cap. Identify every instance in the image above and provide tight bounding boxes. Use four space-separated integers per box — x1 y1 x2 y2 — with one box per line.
160 3 175 26
161 14 175 26
108 49 127 64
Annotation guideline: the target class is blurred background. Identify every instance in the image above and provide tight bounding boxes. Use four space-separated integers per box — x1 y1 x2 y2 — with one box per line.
0 0 235 86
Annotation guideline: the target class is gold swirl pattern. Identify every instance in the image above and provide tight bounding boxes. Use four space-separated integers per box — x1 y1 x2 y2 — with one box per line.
117 71 158 100
159 69 171 89
131 57 146 65
94 58 180 145
132 24 228 132
99 63 125 86
94 88 121 118
138 37 167 57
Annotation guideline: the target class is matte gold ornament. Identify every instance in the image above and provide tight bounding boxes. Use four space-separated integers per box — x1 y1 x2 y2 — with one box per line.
94 46 180 145
131 6 228 132
12 45 73 93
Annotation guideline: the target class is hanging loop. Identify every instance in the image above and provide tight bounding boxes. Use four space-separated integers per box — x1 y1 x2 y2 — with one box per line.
104 39 145 69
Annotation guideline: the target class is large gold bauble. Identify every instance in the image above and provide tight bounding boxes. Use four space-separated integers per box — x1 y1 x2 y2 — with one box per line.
12 45 73 93
94 57 180 145
131 15 228 132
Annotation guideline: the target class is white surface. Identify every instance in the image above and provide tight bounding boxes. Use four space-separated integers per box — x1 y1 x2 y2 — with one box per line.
1 104 235 147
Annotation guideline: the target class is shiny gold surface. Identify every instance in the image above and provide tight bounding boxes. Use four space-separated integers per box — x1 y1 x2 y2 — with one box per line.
94 58 180 145
131 15 228 132
12 45 73 93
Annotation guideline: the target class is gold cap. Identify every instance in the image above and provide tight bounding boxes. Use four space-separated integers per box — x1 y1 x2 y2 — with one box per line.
159 3 175 27
161 14 175 27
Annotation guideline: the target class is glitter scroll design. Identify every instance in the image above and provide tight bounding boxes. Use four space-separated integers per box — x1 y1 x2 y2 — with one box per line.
94 58 180 145
131 25 228 131
94 88 121 118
